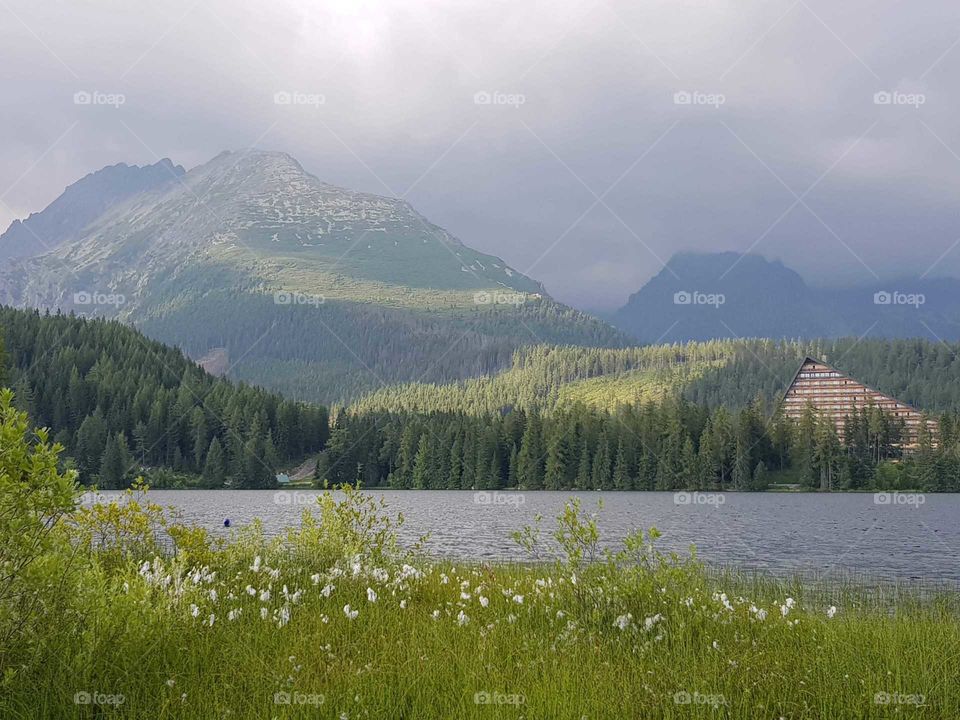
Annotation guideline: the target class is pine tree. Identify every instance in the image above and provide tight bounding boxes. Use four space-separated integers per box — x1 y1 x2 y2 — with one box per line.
99 432 130 488
203 437 227 487
612 437 630 490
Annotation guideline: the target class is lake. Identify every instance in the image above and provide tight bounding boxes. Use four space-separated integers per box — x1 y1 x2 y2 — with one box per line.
93 489 960 583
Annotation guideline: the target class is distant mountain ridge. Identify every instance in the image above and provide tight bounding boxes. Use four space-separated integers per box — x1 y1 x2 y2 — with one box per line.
0 150 627 403
613 252 960 342
0 159 185 263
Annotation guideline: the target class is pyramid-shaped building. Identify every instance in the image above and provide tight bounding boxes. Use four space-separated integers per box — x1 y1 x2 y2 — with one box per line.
780 357 933 446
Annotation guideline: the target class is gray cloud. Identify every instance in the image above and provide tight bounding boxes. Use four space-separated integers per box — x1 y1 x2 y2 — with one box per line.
2 0 960 309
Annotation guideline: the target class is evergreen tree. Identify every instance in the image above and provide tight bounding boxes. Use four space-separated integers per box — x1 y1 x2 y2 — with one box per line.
203 437 227 487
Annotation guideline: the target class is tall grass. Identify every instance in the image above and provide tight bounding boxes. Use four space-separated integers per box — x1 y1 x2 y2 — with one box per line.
1 487 957 719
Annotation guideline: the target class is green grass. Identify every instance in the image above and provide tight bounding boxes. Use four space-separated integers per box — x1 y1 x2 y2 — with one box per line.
3 489 958 719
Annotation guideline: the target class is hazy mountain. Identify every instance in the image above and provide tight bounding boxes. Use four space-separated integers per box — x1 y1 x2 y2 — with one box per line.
0 150 626 403
613 252 960 342
0 159 184 263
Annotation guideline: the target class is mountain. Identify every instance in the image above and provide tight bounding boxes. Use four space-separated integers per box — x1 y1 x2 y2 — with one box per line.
0 159 185 262
0 150 627 403
613 252 960 343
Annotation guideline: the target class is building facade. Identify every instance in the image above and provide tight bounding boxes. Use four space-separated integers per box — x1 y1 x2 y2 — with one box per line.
780 357 933 446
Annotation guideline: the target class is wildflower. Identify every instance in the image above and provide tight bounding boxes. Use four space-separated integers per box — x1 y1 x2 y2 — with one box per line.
479 596 489 608
207 614 215 627
190 604 200 618
827 606 838 619
460 592 471 601
228 609 241 621
269 568 281 580
260 607 269 620
311 573 321 585
366 588 378 603
344 604 359 620
712 640 720 651
250 556 262 573
277 605 290 627
643 614 663 632
166 679 176 688
432 610 441 620
208 589 218 603
372 568 389 583
246 585 256 596
457 610 470 626
259 589 271 602
440 574 449 585
512 595 524 604
556 610 565 619
507 614 518 623
400 600 407 610
321 614 329 623
614 614 633 631
683 597 694 608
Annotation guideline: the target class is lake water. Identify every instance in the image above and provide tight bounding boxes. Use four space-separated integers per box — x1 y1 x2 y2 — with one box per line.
109 490 960 583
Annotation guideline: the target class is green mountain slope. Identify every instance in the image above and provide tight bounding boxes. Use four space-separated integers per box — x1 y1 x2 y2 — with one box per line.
349 337 960 416
0 306 328 488
0 151 628 403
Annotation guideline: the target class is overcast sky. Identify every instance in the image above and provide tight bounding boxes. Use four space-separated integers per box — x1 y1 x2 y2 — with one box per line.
2 0 960 309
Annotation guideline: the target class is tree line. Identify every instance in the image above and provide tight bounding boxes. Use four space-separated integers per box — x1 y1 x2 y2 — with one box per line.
0 307 328 488
319 399 958 492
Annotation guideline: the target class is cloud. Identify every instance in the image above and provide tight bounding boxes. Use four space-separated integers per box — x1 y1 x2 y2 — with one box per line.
2 0 960 308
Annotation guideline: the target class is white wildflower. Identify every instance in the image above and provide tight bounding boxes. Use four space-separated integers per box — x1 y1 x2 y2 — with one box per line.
310 573 321 585
456 610 470 626
321 584 335 598
190 604 200 618
259 589 271 602
366 587 378 603
344 604 359 620
512 595 524 604
614 614 633 631
250 556 262 573
826 606 838 619
479 596 489 608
